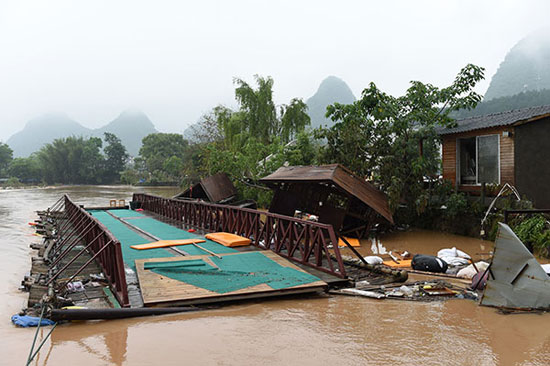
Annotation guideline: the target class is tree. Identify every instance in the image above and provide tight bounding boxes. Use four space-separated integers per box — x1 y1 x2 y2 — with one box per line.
8 155 42 182
234 75 278 144
233 75 310 145
163 155 184 180
0 142 13 176
38 136 104 184
282 131 318 166
103 132 129 183
316 64 485 213
280 98 311 143
139 133 189 182
190 105 232 145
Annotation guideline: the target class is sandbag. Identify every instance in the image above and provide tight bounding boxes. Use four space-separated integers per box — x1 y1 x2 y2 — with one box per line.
411 254 448 273
437 247 471 266
363 256 383 265
457 261 489 279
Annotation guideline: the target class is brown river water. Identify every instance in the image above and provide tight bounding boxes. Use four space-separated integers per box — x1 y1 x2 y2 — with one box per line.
1 186 550 366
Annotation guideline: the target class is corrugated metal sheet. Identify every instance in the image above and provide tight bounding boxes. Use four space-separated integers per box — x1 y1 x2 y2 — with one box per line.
438 105 550 135
480 223 550 309
260 164 393 224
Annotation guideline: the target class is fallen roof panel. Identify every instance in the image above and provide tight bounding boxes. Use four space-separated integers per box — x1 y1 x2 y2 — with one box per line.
175 173 237 203
260 164 393 224
480 223 550 310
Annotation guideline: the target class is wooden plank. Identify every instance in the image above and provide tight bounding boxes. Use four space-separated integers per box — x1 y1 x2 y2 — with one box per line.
135 251 327 306
130 239 205 250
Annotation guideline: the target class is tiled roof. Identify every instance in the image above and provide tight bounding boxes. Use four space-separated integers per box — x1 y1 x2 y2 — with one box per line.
438 105 550 135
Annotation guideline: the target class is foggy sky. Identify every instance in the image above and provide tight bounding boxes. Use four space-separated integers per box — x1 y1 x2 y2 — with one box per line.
1 0 549 142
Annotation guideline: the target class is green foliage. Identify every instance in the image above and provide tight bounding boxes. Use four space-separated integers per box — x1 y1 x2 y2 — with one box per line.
0 142 13 176
139 133 189 182
180 75 311 205
316 64 485 213
103 132 129 183
38 136 104 184
234 75 278 144
280 98 311 143
232 75 310 145
8 156 42 182
163 156 184 180
282 131 318 166
4 177 21 187
120 168 140 185
512 214 550 254
32 134 130 185
444 193 469 218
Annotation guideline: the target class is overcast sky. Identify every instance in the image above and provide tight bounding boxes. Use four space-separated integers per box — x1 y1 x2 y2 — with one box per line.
1 0 549 142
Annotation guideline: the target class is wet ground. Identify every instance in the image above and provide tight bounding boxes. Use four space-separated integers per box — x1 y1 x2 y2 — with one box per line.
2 186 550 366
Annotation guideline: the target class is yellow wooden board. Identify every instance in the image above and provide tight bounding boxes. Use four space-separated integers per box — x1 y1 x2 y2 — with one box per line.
383 259 412 268
131 239 205 250
135 251 327 306
338 237 360 247
205 232 251 247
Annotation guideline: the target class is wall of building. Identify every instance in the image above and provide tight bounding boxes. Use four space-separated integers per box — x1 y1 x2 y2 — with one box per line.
441 126 515 192
515 117 550 208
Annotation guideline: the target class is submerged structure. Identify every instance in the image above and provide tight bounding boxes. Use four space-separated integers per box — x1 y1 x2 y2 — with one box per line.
23 193 360 319
174 172 256 209
21 165 401 321
174 173 237 203
260 164 393 237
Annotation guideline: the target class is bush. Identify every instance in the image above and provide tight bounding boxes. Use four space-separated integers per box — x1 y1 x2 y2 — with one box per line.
444 193 469 218
512 214 550 256
5 177 21 187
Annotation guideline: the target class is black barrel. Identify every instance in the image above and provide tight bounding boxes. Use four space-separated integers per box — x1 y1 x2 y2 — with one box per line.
49 307 200 321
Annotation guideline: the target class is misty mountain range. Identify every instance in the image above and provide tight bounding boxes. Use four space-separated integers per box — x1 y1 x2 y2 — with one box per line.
7 109 157 157
455 30 550 118
9 76 355 158
9 28 550 159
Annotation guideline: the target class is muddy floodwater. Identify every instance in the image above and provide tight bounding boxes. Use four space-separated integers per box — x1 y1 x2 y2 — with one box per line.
2 186 550 366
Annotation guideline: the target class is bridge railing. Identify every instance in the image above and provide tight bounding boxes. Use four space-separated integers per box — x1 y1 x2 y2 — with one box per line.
132 193 346 278
62 195 130 306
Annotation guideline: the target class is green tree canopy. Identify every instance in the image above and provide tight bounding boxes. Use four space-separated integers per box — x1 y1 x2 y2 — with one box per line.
0 142 13 176
8 155 41 182
316 64 485 212
232 75 310 146
139 133 189 182
103 132 129 183
38 136 104 184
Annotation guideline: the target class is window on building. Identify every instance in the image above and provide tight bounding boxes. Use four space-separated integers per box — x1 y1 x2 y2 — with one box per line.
458 135 499 185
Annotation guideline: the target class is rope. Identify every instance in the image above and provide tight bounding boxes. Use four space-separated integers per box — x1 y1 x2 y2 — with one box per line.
26 304 45 365
27 323 58 365
25 303 57 366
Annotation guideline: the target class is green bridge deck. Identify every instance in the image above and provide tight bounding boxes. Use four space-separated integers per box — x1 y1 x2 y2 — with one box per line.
88 209 325 305
89 209 237 271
